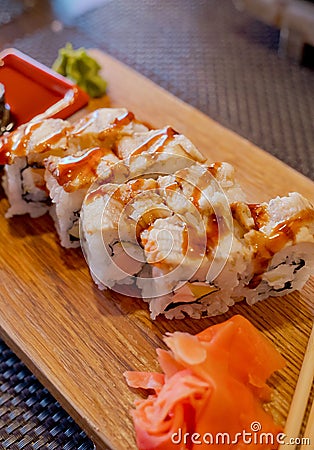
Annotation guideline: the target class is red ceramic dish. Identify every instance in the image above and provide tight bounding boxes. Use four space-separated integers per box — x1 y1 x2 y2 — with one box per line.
0 48 89 127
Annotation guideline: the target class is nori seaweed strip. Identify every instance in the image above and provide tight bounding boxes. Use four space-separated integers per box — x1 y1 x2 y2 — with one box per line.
292 259 305 273
164 299 202 312
68 211 81 241
272 281 293 293
164 289 219 312
69 234 80 242
20 161 51 204
108 241 120 257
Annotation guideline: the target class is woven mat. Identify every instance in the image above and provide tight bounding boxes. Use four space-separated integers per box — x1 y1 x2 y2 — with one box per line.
0 342 94 449
8 0 314 180
74 0 314 180
0 0 313 448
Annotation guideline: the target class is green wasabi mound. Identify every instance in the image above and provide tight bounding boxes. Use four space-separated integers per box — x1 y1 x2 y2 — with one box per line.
52 43 107 98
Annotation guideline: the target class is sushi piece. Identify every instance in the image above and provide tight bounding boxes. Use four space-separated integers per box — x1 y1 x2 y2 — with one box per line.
45 147 120 247
80 160 314 319
124 315 285 450
142 190 314 319
232 192 314 305
81 178 170 290
105 127 207 183
68 107 149 150
116 125 206 161
1 118 73 218
45 126 206 248
1 107 148 219
138 162 250 317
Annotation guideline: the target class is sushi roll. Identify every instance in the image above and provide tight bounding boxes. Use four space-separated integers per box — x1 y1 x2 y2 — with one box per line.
80 161 314 319
45 124 206 248
67 107 149 152
80 178 169 290
116 126 206 160
80 161 244 313
1 118 73 218
107 127 206 182
45 148 120 247
138 162 249 317
1 107 148 219
232 192 314 304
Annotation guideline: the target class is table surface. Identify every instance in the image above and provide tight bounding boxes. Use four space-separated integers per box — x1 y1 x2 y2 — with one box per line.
0 1 313 449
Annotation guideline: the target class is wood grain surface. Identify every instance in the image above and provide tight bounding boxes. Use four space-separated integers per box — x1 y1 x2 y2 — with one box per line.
0 49 313 450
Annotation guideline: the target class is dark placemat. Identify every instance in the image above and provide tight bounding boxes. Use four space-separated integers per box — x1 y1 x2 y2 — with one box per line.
5 0 314 179
5 27 99 66
0 341 94 449
73 0 314 180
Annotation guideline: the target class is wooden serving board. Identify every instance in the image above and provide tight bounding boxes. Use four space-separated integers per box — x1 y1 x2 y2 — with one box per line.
0 49 313 450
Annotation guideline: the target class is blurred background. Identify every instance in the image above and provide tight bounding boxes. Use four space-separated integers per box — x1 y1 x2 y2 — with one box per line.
0 0 313 449
0 0 313 180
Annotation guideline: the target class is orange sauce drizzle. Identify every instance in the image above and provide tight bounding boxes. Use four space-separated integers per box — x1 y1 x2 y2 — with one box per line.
51 147 113 192
182 225 189 255
179 163 222 210
86 178 158 206
0 136 12 164
207 162 222 178
248 203 269 229
32 167 49 192
31 127 69 155
136 208 168 245
248 208 314 288
0 122 69 164
164 181 179 191
110 179 145 205
130 126 177 156
190 186 202 208
0 110 136 165
71 110 135 137
84 185 108 205
0 122 40 164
